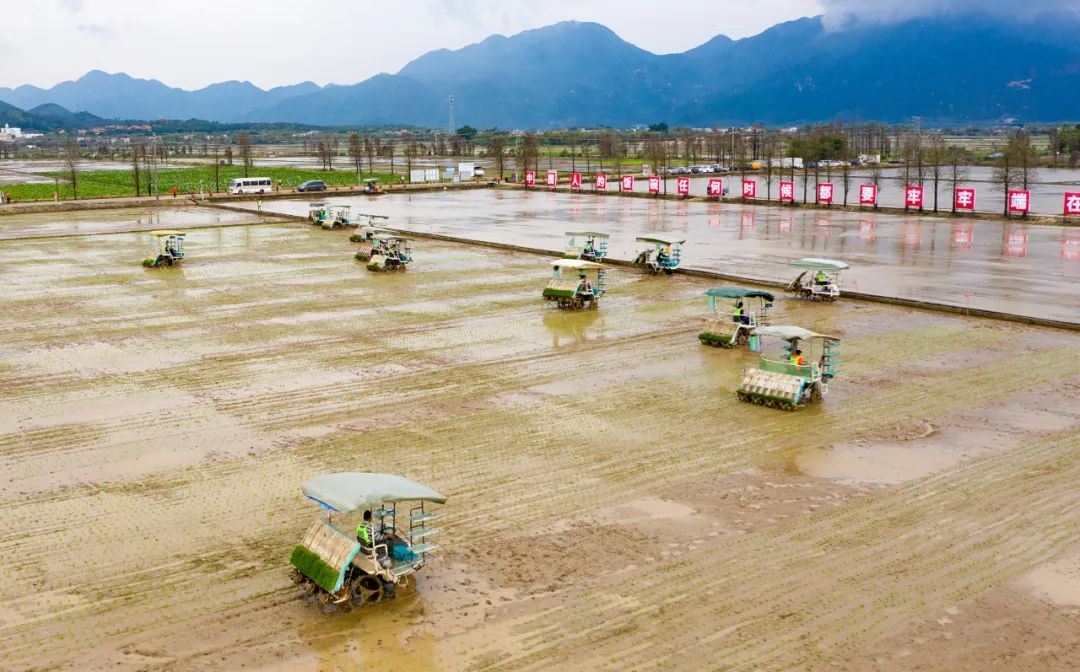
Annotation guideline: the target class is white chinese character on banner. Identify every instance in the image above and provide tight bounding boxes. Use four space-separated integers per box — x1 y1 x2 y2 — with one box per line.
1009 191 1029 211
860 186 875 202
957 190 973 207
780 183 793 199
1067 194 1080 214
820 185 833 200
742 181 755 197
906 188 921 204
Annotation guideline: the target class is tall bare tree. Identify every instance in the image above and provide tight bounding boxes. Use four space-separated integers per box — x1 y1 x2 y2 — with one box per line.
489 135 506 180
925 135 946 213
64 138 80 200
236 133 253 177
363 136 375 175
946 146 967 215
131 143 143 196
349 133 362 176
644 133 668 193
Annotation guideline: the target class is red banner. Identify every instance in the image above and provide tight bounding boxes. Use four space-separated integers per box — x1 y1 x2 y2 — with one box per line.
595 174 607 190
524 170 535 187
570 172 582 190
707 178 723 197
1066 192 1080 215
1007 190 1030 213
621 175 634 192
905 185 924 209
858 184 877 206
954 187 976 211
742 179 756 199
546 171 558 188
779 181 795 202
677 177 691 196
817 183 834 203
648 175 661 194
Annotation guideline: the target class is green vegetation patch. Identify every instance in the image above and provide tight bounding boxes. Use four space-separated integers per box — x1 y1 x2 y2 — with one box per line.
289 545 340 592
698 331 732 344
543 287 576 299
0 165 399 202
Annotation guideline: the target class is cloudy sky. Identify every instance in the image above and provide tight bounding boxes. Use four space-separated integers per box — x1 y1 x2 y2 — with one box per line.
2 0 1076 90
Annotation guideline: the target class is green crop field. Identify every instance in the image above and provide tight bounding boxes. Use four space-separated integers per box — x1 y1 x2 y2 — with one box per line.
0 165 399 202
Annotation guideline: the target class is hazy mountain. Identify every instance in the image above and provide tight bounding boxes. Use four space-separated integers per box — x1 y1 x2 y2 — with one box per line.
0 100 103 132
4 14 1080 127
0 71 320 122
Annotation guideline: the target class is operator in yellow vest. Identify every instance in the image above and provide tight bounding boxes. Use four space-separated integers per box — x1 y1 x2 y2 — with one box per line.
814 270 828 285
789 349 806 366
357 510 395 568
732 301 745 324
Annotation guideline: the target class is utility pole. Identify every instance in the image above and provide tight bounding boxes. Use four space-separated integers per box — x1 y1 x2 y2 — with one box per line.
448 95 455 135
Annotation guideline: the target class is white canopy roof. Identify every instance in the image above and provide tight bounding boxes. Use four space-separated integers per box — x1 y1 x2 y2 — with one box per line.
551 259 605 270
756 325 839 342
791 258 850 271
636 234 686 245
302 472 446 513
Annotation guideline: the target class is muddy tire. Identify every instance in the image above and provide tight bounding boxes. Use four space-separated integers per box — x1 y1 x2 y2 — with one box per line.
317 590 333 607
288 567 303 585
300 579 317 596
352 574 383 607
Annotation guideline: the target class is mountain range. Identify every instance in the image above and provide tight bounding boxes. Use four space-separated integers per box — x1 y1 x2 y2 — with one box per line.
3 13 1080 129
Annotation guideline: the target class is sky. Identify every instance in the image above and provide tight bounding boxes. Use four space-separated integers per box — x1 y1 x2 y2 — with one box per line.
2 0 1077 91
2 0 824 90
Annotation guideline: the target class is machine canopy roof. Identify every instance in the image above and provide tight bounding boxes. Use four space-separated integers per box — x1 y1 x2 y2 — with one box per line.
636 234 686 245
302 472 446 513
148 230 185 237
756 325 840 342
790 258 849 271
705 287 775 301
551 259 605 270
565 231 610 239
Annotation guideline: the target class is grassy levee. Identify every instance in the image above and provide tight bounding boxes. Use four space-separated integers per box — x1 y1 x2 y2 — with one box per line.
0 165 399 201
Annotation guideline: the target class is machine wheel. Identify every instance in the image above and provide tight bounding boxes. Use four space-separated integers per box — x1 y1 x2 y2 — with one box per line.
317 590 333 607
300 579 317 596
289 567 303 585
351 574 383 607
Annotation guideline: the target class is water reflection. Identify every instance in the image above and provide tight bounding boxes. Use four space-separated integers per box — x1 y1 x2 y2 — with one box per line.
542 309 602 347
1002 228 1028 258
951 222 974 251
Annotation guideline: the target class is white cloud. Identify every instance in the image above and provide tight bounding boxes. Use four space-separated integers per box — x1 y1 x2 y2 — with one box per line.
57 0 83 13
77 23 114 38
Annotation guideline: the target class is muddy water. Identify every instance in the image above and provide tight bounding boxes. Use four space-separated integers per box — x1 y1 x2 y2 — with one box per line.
4 215 1080 671
0 205 283 239
243 191 1080 324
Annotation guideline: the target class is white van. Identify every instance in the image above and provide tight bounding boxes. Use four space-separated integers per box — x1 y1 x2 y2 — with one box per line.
228 177 272 194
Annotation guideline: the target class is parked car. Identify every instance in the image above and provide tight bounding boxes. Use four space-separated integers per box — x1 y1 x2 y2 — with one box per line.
474 168 486 178
297 180 327 192
690 165 705 174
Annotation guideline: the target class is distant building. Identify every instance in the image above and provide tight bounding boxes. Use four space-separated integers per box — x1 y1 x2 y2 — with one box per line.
0 123 22 141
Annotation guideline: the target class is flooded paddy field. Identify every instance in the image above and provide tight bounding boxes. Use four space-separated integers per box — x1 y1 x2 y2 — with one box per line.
0 205 284 240
2 214 1080 671
248 190 1080 325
